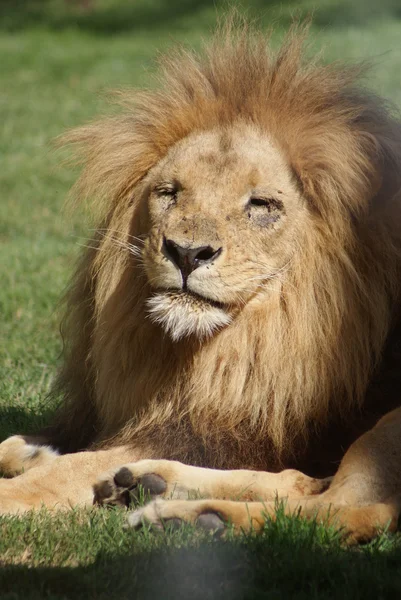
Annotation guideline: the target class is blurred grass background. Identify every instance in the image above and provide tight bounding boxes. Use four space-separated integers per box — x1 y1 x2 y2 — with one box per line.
1 0 401 597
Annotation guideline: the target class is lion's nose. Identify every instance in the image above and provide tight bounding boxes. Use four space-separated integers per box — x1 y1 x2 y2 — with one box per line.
162 237 222 282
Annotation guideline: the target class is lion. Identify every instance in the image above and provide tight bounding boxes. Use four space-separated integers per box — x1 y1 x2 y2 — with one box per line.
1 20 401 542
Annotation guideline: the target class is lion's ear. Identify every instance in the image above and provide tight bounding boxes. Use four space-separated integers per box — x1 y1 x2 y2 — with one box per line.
351 101 401 208
289 139 369 220
291 112 401 221
367 131 401 207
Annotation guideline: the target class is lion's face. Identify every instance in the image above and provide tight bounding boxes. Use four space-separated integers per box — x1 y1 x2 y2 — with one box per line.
139 123 309 340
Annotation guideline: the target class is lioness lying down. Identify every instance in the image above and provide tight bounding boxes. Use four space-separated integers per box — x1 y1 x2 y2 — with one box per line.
2 21 401 543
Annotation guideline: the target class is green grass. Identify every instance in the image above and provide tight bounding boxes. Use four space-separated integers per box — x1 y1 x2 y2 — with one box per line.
2 0 401 597
0 506 401 600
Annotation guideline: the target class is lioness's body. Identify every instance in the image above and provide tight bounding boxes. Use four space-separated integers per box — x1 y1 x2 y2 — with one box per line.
2 22 401 541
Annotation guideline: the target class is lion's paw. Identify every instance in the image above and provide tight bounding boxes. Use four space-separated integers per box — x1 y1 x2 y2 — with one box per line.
93 459 189 507
126 498 226 535
0 435 58 477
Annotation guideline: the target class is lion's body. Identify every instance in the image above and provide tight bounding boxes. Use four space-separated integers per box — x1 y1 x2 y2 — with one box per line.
53 22 401 471
1 21 401 541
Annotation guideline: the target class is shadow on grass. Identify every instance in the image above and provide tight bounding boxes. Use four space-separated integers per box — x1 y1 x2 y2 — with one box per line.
0 405 54 442
1 0 400 35
1 533 401 600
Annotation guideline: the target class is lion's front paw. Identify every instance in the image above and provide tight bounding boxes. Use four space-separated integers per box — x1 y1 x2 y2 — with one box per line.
93 459 213 507
93 460 181 507
126 498 226 535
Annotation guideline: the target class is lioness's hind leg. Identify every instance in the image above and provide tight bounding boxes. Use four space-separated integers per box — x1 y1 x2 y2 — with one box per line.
94 459 331 507
0 435 59 477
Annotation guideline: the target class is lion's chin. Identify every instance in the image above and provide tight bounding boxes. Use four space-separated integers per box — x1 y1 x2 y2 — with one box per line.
146 291 232 342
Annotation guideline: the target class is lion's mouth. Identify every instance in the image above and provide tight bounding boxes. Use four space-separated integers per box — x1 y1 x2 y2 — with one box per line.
172 289 226 310
146 289 232 341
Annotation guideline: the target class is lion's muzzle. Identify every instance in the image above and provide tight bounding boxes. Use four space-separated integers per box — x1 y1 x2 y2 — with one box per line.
162 237 222 287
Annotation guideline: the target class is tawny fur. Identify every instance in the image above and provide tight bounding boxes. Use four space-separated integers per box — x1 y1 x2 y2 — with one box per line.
50 20 401 472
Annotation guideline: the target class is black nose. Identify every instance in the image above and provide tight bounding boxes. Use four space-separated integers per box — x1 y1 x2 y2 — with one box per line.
162 238 222 282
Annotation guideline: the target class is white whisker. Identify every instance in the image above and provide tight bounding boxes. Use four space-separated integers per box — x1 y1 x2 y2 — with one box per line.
76 243 101 252
91 228 146 245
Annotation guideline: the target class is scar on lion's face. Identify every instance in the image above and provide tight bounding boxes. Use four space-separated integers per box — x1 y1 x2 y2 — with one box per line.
137 124 307 340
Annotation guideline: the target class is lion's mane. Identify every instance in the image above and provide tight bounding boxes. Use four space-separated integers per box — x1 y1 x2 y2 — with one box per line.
52 21 401 471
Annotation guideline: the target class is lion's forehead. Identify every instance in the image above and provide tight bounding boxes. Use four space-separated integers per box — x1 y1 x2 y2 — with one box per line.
155 125 294 197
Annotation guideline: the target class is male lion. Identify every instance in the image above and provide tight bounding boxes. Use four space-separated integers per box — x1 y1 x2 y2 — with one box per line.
2 21 401 542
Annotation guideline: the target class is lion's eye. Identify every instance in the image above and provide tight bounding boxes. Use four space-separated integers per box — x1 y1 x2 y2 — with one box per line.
155 186 177 198
249 197 272 207
153 184 178 210
247 195 284 226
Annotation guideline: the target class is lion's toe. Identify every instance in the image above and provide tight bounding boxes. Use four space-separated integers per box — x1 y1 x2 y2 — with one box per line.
93 476 126 507
114 468 167 496
195 511 226 532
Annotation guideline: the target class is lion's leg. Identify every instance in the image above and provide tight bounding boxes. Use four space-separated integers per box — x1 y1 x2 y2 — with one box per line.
0 446 137 514
127 408 401 543
127 497 399 544
93 459 331 506
322 407 401 506
0 435 60 477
